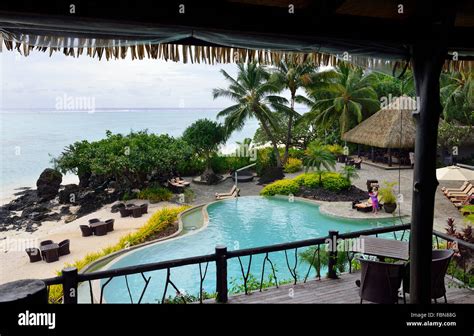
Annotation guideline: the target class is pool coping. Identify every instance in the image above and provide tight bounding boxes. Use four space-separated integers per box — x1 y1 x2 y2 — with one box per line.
80 203 209 303
85 195 407 303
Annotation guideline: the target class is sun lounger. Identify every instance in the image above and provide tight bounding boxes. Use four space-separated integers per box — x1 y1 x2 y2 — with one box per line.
449 187 474 199
215 185 240 199
176 177 190 186
442 181 470 194
446 185 474 197
215 185 237 198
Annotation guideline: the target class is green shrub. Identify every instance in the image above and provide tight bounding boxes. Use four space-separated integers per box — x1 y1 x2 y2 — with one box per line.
287 148 305 160
321 172 351 192
260 179 299 196
183 188 195 203
324 144 344 156
137 187 173 203
49 206 189 303
256 147 276 175
210 155 251 174
378 181 397 204
293 173 320 188
284 157 303 173
176 157 206 176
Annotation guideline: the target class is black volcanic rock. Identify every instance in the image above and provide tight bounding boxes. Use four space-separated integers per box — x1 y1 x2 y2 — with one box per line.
58 184 81 204
36 169 62 201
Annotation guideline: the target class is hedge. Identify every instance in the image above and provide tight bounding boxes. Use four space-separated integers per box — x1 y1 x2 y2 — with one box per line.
48 206 189 303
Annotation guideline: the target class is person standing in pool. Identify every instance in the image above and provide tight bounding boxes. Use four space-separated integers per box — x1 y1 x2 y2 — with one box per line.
369 187 379 214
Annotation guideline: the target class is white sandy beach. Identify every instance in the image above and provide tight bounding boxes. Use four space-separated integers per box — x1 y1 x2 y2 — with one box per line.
0 200 178 285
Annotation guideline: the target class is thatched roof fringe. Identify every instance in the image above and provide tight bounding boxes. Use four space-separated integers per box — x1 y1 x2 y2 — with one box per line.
1 33 472 72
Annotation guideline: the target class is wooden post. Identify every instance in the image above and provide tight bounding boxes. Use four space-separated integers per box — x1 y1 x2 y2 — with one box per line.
327 230 339 279
388 148 392 167
410 42 445 304
215 245 228 303
62 267 78 304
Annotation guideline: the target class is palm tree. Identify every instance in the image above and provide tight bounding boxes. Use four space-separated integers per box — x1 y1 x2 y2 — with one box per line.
268 61 336 164
341 165 359 184
304 142 336 184
213 63 289 167
297 63 380 136
440 70 473 124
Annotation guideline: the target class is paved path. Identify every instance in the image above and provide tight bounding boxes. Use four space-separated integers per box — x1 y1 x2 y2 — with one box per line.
187 162 465 232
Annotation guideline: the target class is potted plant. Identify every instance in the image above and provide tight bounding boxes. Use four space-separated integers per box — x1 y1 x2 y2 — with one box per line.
378 181 398 213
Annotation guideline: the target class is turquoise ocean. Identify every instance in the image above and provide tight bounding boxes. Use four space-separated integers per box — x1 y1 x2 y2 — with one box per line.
0 108 259 201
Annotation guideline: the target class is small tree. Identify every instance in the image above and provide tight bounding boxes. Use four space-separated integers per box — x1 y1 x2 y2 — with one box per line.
341 165 359 184
304 141 336 184
182 119 227 182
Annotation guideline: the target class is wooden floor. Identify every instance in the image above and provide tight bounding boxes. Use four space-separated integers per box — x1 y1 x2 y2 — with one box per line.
210 272 474 304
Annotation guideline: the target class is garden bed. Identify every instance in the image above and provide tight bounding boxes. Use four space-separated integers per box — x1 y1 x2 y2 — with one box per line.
298 185 368 202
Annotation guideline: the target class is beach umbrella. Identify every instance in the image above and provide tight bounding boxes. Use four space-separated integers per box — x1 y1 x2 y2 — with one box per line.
436 165 474 181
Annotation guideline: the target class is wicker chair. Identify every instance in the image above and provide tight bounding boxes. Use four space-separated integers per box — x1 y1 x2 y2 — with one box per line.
58 239 70 256
80 225 93 237
140 203 148 214
25 248 42 263
89 218 100 224
94 224 108 236
403 249 454 303
119 207 131 218
105 219 115 232
40 240 54 247
132 207 143 218
43 249 59 263
357 257 405 304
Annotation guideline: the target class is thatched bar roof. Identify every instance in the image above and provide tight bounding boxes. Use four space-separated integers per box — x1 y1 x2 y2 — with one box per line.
342 96 417 149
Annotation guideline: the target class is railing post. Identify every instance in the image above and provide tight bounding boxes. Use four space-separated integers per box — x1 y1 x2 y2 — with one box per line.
327 231 339 279
215 245 228 303
62 267 78 304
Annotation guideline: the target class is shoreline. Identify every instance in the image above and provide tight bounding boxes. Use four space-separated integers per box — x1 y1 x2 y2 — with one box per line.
0 174 79 206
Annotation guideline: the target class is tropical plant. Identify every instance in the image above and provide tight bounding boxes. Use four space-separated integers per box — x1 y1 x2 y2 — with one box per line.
299 246 349 277
48 206 189 303
378 181 397 204
53 131 192 188
182 119 228 171
341 165 359 183
137 186 173 203
268 61 336 163
298 63 380 136
260 179 300 196
303 141 336 183
213 62 289 167
321 172 351 192
371 70 415 99
440 70 474 124
284 157 303 173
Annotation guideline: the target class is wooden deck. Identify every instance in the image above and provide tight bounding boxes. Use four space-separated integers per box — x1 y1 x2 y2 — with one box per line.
209 272 474 304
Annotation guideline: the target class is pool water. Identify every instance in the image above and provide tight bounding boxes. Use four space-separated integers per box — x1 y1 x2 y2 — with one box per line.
98 196 403 303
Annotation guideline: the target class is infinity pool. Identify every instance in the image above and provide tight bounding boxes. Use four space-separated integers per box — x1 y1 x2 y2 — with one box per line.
98 196 402 303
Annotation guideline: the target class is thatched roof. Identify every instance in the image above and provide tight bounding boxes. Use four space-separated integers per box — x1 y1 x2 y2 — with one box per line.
0 0 472 73
342 96 417 149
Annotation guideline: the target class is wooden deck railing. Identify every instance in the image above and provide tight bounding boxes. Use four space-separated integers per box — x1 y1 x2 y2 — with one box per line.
41 223 473 304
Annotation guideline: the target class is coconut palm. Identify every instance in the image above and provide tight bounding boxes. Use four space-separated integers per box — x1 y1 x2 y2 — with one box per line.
304 141 336 183
297 63 380 136
268 61 336 163
213 63 289 167
440 70 474 124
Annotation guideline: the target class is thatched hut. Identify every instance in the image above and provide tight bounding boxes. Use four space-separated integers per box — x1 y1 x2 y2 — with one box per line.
342 96 417 166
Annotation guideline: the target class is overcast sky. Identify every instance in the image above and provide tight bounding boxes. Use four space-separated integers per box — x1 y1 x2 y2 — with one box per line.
0 50 243 109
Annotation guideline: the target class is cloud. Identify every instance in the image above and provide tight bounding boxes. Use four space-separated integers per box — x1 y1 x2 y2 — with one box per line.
0 51 239 109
